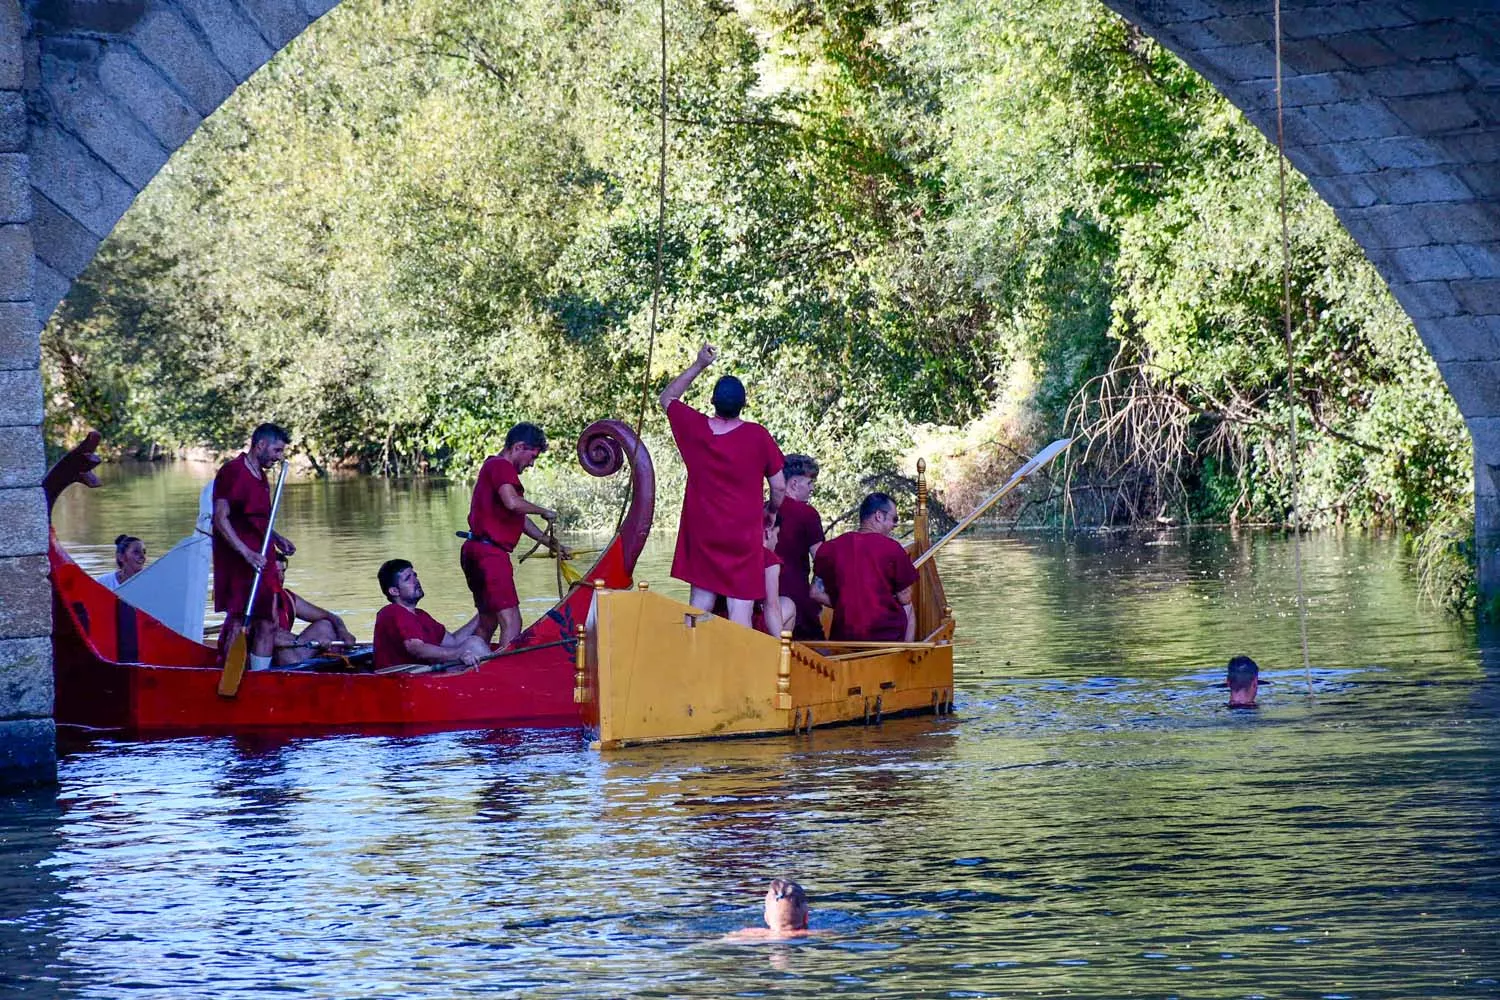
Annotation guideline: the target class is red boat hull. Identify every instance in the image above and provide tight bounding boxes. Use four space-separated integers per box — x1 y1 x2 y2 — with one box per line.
47 421 654 736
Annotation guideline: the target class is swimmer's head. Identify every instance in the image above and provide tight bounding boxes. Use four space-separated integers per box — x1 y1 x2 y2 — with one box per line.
1227 654 1259 708
764 878 809 932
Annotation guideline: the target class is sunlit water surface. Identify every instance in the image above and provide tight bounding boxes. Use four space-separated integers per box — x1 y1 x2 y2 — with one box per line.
3 462 1498 997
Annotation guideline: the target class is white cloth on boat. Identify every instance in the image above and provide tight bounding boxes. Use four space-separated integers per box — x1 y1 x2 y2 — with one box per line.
114 482 214 643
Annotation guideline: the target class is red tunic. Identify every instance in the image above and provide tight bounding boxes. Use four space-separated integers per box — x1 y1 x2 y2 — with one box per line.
373 604 447 670
276 588 298 632
812 531 919 642
211 453 283 617
461 457 526 613
774 497 825 640
667 400 784 600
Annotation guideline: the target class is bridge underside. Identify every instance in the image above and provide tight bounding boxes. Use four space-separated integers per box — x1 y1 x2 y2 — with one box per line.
1 0 1499 784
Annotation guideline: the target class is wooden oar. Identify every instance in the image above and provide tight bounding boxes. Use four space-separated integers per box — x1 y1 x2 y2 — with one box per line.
912 438 1071 570
218 459 290 697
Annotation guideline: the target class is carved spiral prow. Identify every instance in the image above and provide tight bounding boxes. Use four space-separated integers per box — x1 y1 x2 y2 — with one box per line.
43 430 104 515
577 419 656 576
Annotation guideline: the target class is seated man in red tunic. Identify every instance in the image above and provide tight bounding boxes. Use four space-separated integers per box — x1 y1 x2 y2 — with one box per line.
773 454 826 640
812 492 919 643
660 343 786 629
212 422 295 672
460 422 571 648
373 559 490 671
270 553 358 667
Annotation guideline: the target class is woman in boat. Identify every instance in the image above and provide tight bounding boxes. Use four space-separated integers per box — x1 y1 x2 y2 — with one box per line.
660 343 785 629
756 509 796 638
774 454 826 640
94 534 146 592
813 492 918 643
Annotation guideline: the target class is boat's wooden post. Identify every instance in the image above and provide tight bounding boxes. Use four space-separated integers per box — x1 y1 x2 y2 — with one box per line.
915 457 928 541
776 631 793 710
573 623 589 704
637 581 650 591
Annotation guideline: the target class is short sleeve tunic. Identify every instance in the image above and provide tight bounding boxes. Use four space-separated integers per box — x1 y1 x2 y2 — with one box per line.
373 604 448 670
774 496 825 634
667 400 784 601
211 454 283 615
812 531 919 642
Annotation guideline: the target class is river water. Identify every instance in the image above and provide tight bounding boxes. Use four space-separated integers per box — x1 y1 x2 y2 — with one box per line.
4 461 1498 997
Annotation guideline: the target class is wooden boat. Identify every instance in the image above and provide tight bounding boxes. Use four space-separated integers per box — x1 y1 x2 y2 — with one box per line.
577 461 956 748
45 421 655 734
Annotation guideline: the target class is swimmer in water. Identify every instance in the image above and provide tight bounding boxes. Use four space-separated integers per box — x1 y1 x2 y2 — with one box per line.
722 879 812 941
1227 654 1260 708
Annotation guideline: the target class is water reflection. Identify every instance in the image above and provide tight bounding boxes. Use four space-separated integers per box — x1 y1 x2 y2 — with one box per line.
3 464 1494 996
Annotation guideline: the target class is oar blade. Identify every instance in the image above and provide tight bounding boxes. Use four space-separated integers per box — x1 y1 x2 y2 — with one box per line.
218 628 249 697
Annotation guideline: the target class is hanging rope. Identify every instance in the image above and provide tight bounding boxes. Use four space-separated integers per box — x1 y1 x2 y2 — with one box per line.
1273 0 1314 697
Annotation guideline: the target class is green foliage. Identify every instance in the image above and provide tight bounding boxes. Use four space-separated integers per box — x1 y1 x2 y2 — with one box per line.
43 0 1471 549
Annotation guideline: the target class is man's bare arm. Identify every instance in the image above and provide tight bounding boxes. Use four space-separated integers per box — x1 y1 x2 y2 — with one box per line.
767 471 786 513
212 498 264 571
896 585 915 642
659 343 717 410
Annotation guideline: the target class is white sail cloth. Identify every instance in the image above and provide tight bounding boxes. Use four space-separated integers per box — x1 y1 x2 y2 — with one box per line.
114 482 214 643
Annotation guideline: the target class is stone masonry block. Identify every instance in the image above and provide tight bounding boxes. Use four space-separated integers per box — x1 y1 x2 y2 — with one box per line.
0 369 40 424
1362 136 1459 171
130 7 237 117
175 0 275 83
38 59 169 190
1469 416 1500 477
1301 100 1408 142
0 222 31 301
1294 140 1378 177
1389 93 1483 133
1457 55 1500 89
1201 15 1274 46
0 153 29 224
1454 278 1500 316
1445 131 1500 166
0 717 55 789
1460 166 1500 200
1366 63 1478 99
0 486 46 558
1323 31 1400 68
1436 360 1500 420
27 126 137 239
0 425 44 489
1383 22 1485 61
0 301 39 370
98 48 202 151
1198 41 1277 83
32 192 100 281
32 259 71 328
1420 202 1500 245
1281 38 1350 76
304 0 340 20
1418 315 1500 363
0 636 51 719
1390 278 1462 319
1456 243 1500 280
0 556 49 640
1342 204 1430 250
0 0 21 91
238 0 312 50
0 92 23 153
1314 174 1380 209
1372 168 1474 205
1391 244 1471 283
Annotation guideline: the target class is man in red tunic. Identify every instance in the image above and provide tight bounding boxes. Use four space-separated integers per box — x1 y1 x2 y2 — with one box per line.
813 492 919 643
212 423 295 672
660 343 785 628
373 559 490 670
774 454 826 640
460 422 571 648
270 553 358 667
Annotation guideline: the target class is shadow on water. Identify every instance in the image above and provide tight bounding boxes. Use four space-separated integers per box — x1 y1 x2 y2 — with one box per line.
14 465 1500 997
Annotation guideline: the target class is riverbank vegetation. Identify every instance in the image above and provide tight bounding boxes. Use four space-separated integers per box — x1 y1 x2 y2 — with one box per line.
43 0 1475 600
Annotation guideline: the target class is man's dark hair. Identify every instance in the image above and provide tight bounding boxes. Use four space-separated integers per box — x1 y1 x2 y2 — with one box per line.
1227 655 1259 688
711 375 746 419
251 423 291 447
505 422 548 452
783 454 819 480
859 492 896 523
378 558 413 602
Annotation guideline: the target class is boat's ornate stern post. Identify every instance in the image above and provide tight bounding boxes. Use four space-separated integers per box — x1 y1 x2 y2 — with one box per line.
914 457 929 550
573 623 590 704
776 631 793 712
42 430 103 513
577 420 657 576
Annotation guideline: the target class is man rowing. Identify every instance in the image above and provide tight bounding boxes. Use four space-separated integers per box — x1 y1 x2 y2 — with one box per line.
812 492 919 643
661 343 785 629
212 423 295 672
774 454 826 640
461 422 571 648
271 553 357 667
374 559 490 670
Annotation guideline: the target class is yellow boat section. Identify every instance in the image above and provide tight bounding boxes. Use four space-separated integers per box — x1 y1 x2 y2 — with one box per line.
577 459 957 749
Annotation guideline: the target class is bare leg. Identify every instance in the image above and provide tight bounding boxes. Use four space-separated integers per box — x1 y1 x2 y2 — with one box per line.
688 586 718 612
273 620 335 667
725 598 755 628
474 610 500 644
498 606 523 648
778 597 796 635
250 618 277 658
457 635 491 658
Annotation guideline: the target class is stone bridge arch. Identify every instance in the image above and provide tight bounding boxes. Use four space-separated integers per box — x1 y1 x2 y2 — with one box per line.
1 0 1498 784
